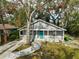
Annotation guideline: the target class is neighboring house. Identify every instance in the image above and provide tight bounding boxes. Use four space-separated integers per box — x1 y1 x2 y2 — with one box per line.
19 19 66 42
0 24 17 44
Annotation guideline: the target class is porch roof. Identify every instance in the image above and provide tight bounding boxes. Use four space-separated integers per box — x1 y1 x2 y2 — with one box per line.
0 24 17 30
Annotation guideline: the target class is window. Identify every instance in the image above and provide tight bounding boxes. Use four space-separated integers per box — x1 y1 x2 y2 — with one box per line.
44 31 47 35
20 30 26 35
49 31 55 36
56 31 63 36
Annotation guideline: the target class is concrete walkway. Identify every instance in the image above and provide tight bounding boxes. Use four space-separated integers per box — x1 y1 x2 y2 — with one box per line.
0 41 18 54
0 41 41 59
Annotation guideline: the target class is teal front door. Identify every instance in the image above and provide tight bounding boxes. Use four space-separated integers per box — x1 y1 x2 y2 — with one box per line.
39 31 44 39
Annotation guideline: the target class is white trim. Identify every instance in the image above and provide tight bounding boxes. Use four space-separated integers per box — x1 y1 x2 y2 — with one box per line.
54 31 56 41
63 31 64 42
18 19 66 31
29 29 64 31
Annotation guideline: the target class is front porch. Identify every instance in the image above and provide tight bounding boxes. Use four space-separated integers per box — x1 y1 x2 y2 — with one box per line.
29 29 64 42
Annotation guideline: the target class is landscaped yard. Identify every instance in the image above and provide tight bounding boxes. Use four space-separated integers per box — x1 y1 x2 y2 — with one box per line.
14 44 30 52
17 42 79 59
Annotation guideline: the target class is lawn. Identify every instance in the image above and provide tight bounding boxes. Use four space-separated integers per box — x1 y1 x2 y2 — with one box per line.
16 42 79 59
14 44 30 52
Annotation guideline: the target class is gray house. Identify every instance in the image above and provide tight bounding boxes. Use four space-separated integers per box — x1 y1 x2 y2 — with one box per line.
19 19 66 42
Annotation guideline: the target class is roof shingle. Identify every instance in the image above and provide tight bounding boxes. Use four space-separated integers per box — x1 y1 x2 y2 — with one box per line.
0 24 16 30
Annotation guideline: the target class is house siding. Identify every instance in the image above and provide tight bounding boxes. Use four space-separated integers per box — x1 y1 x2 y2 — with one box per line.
19 19 66 42
34 31 64 42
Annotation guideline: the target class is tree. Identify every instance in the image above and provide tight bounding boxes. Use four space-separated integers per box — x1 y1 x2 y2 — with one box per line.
0 0 17 43
16 0 53 44
66 11 79 36
63 0 79 27
0 0 8 43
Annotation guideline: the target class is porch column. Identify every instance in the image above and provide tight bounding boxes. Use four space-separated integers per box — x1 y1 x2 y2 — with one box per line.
36 30 37 39
47 30 49 41
0 35 1 44
54 30 56 42
62 31 64 42
32 30 33 37
43 30 44 40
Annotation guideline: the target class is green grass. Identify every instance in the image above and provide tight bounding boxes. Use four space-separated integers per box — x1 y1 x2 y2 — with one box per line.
16 42 79 59
14 44 30 52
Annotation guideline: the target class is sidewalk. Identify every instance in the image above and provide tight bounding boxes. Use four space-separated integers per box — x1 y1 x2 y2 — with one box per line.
0 42 41 59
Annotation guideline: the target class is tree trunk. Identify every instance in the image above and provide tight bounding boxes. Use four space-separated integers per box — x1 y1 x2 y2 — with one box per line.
18 0 50 44
26 10 36 44
0 0 7 44
0 15 7 44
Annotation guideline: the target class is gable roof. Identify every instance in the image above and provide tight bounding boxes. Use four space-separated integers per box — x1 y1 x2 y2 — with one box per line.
19 19 66 31
0 24 17 30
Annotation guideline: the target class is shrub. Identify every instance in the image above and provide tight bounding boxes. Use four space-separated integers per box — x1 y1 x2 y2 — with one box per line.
72 50 79 59
66 12 79 36
64 35 72 41
8 29 19 41
17 42 79 59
